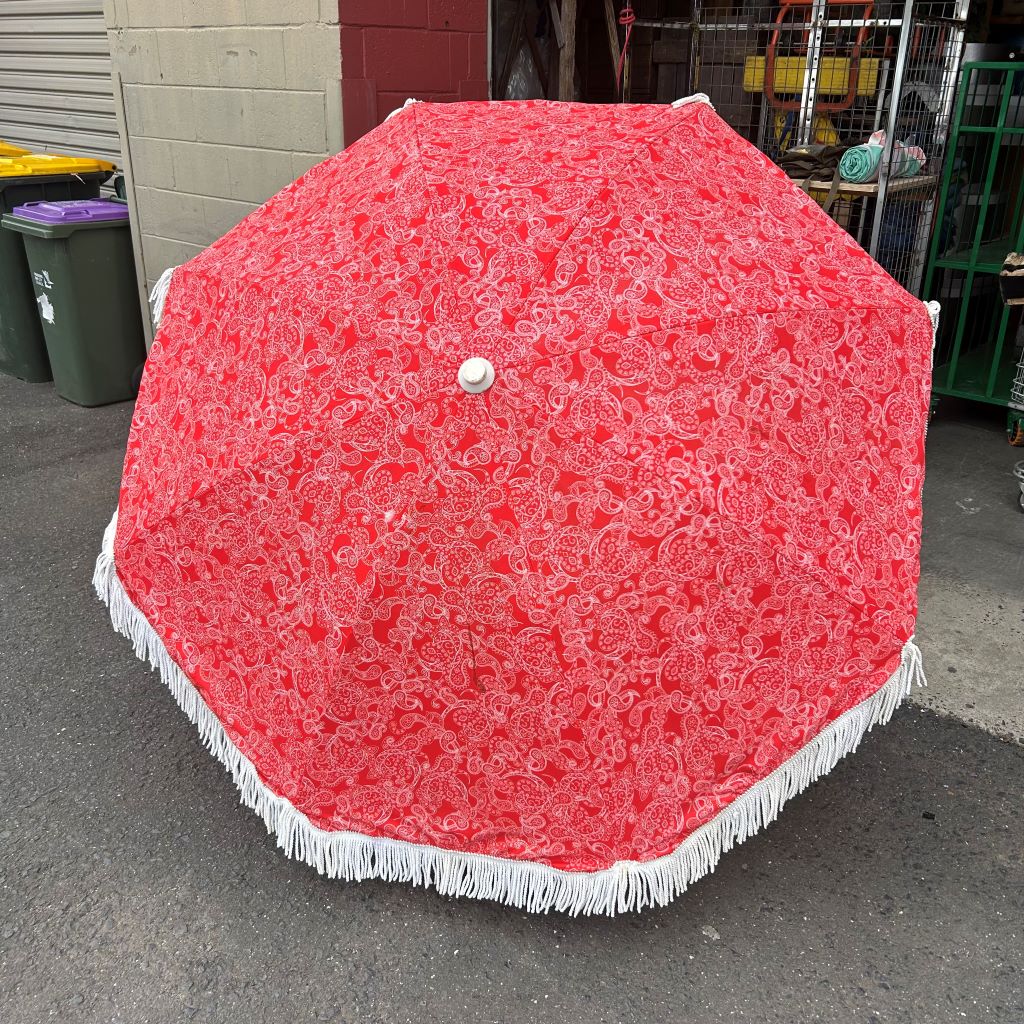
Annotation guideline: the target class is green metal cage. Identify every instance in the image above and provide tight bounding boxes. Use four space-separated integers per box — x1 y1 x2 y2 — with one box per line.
924 62 1024 413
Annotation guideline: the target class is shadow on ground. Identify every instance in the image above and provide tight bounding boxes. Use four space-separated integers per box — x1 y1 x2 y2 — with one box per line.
915 400 1024 743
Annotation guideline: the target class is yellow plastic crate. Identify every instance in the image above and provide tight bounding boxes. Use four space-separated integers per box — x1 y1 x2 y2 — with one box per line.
743 55 880 97
0 154 116 178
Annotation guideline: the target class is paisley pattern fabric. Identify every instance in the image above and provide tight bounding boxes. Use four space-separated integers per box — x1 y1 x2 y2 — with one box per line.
113 100 932 873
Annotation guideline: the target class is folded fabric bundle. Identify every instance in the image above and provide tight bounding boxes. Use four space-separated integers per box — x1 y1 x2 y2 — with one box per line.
839 130 927 183
839 143 882 182
895 139 926 177
1001 252 1024 306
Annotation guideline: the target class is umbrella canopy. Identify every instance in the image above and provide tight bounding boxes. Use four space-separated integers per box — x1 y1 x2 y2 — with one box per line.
96 96 934 914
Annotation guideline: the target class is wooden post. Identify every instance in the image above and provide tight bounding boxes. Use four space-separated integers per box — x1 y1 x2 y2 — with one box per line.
558 0 578 101
603 0 621 74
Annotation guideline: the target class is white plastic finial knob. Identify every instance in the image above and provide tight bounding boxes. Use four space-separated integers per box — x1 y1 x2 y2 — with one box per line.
458 357 495 394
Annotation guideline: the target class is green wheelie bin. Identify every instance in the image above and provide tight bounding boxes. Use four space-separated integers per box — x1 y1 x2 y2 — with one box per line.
2 199 145 406
0 154 114 383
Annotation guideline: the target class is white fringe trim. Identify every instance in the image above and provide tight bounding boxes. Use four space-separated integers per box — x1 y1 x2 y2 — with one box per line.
149 266 177 328
924 301 940 438
672 93 713 109
385 97 420 121
94 509 924 915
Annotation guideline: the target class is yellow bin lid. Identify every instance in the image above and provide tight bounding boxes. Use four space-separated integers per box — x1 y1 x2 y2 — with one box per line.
0 140 29 158
0 153 116 178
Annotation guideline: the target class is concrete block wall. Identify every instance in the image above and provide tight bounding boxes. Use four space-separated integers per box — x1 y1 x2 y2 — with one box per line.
340 0 489 145
103 0 343 291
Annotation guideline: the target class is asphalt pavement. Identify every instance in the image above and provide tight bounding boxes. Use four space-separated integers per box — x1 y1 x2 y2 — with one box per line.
1 375 1021 1024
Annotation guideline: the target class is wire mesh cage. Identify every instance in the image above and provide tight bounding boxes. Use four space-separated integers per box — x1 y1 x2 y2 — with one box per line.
635 0 970 295
490 1 969 295
925 63 1024 413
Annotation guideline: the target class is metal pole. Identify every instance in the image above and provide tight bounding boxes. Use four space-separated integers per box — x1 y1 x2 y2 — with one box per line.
933 0 971 155
872 59 892 134
689 0 703 95
867 0 915 260
797 0 829 146
906 197 935 296
906 6 968 300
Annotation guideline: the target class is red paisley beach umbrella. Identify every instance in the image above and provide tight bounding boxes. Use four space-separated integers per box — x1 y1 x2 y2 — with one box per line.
95 96 935 915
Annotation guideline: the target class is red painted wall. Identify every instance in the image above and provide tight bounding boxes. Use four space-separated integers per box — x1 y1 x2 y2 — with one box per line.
340 1 490 146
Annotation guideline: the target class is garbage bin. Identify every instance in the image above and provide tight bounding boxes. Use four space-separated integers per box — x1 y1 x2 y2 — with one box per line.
0 155 114 383
0 141 29 158
2 199 144 406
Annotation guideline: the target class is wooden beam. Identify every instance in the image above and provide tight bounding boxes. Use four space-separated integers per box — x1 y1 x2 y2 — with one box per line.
558 0 578 101
525 20 550 97
603 0 621 72
549 0 565 49
495 0 527 100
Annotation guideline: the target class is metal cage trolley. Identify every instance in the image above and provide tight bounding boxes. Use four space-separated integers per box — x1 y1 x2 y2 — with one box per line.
634 0 969 295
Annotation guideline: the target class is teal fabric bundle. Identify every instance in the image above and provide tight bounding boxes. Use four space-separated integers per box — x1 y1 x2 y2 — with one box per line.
839 144 882 183
839 131 927 184
899 150 924 177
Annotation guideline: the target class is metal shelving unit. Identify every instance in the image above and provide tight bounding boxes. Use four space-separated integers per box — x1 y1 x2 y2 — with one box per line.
490 2 968 294
924 62 1024 413
638 0 969 294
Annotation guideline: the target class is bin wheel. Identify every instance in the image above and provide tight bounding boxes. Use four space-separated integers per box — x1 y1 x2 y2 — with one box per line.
1009 417 1024 447
1019 490 1024 513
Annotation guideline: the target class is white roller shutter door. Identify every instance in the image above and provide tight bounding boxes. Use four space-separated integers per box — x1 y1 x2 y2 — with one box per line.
0 0 121 166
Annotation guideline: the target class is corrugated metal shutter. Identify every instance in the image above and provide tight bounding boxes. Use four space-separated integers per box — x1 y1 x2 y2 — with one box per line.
0 0 121 166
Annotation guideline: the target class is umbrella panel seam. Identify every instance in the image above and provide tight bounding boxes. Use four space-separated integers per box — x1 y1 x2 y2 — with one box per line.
413 100 702 345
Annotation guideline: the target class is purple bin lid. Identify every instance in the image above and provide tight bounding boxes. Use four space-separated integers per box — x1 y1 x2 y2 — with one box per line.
11 199 130 225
